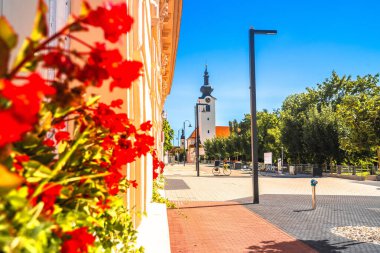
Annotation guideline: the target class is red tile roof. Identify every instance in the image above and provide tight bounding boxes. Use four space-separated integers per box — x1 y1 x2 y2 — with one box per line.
216 126 230 138
187 126 230 140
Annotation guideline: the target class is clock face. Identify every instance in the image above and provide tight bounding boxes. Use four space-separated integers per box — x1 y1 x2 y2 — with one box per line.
205 97 211 103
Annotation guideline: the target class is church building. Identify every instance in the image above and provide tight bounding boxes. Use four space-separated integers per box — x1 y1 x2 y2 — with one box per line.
186 66 230 163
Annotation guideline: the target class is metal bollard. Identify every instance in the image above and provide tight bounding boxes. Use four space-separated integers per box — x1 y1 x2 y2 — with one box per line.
310 179 318 209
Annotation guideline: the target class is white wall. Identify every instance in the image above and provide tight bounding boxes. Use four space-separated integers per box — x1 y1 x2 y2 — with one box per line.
198 96 216 144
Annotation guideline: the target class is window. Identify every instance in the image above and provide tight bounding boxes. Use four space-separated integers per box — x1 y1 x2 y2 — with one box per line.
207 130 210 133
207 117 209 120
206 105 210 112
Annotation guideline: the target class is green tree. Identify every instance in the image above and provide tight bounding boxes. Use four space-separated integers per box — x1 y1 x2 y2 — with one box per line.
337 91 380 165
280 92 316 163
257 110 282 162
302 105 343 164
162 119 174 152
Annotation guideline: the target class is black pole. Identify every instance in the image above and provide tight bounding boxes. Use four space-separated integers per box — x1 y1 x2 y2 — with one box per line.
249 28 259 204
195 103 207 177
183 121 186 166
196 105 200 176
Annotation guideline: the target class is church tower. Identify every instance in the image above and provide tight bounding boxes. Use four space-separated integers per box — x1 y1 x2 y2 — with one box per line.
197 65 216 144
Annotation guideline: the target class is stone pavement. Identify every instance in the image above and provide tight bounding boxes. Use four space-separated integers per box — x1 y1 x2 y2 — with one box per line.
165 164 317 252
167 201 317 253
165 164 380 253
239 195 380 253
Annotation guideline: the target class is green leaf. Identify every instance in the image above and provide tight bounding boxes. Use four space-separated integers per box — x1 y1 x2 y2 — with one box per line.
0 17 17 76
7 187 28 209
30 0 48 41
86 95 101 107
0 17 18 49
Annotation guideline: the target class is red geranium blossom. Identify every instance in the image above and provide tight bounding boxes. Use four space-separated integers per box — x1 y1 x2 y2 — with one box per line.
43 138 55 147
140 121 152 131
61 227 95 253
128 180 138 188
110 99 123 108
55 131 70 143
84 2 133 43
53 121 66 130
0 110 32 147
1 74 55 124
30 183 62 216
0 75 55 147
109 60 143 91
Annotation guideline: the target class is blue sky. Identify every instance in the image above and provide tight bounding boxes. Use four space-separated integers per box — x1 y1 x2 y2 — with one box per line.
165 0 380 139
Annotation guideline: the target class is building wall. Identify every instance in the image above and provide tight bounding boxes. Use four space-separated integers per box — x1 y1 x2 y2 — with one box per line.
198 96 216 144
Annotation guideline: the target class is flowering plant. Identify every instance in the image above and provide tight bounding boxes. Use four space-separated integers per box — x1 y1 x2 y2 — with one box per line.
0 1 164 252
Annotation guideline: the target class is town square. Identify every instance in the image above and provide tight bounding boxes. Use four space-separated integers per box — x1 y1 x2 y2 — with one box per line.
0 0 379 252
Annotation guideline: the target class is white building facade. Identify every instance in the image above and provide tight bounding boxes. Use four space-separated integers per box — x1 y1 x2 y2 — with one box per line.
197 66 216 144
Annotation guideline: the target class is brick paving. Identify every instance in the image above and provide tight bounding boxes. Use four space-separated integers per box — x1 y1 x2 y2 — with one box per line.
167 201 317 253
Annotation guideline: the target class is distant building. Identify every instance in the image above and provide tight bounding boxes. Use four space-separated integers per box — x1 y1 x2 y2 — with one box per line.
186 66 230 162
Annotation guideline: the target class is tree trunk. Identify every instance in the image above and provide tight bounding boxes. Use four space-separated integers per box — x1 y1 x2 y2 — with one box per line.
378 147 380 171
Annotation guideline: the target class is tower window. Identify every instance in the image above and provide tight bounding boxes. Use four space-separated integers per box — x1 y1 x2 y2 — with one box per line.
207 130 210 133
207 117 209 120
206 105 211 112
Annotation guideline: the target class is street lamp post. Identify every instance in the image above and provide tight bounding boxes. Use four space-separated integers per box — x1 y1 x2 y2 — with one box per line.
176 129 181 163
195 103 208 177
183 120 192 166
281 146 284 167
249 27 277 204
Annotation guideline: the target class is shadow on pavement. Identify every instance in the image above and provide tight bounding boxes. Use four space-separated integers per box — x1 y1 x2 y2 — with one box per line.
293 208 315 212
165 179 190 190
245 239 352 253
170 202 254 210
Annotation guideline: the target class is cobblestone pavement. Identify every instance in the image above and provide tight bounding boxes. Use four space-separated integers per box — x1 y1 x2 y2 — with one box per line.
165 164 380 253
237 195 380 253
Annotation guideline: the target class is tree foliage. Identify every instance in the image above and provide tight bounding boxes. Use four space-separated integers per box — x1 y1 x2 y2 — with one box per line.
205 72 379 167
162 119 174 152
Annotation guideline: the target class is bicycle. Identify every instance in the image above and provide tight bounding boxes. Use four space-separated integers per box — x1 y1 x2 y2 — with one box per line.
212 163 231 176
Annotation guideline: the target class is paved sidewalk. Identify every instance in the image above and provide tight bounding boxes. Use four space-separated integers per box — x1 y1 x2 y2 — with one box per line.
165 164 317 252
168 201 317 253
165 164 380 252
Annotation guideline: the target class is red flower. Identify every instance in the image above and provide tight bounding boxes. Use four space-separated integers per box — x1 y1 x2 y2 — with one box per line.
1 74 55 124
128 180 138 188
43 138 55 147
109 61 143 91
96 198 111 210
0 75 55 147
112 146 136 166
110 99 123 108
15 155 30 163
140 120 152 131
30 183 62 216
152 151 164 179
53 121 66 130
92 103 130 133
84 2 134 43
61 227 95 253
134 134 154 157
0 110 32 147
55 131 70 143
43 52 78 78
105 167 124 195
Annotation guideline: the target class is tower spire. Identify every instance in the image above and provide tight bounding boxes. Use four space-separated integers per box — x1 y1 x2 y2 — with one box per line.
203 65 209 86
200 65 213 98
